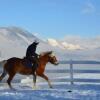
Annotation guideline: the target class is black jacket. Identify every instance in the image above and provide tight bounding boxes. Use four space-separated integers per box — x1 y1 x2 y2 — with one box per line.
26 42 38 58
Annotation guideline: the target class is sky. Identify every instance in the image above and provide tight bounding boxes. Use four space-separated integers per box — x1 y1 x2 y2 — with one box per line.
0 0 100 39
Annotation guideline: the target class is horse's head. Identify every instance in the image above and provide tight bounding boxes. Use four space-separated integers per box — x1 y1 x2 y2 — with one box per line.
40 51 59 65
46 51 59 65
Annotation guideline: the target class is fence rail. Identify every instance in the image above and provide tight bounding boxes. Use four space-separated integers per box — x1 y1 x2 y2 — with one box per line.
59 60 100 64
46 60 100 84
51 78 100 83
46 69 100 73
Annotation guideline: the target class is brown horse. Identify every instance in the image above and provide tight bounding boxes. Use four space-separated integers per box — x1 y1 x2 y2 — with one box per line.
0 51 59 89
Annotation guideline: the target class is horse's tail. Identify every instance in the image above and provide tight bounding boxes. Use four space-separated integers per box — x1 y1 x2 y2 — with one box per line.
0 60 7 67
0 69 7 81
0 60 7 81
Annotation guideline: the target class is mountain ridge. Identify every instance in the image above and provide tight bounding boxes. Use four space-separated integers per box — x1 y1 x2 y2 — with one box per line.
0 26 100 61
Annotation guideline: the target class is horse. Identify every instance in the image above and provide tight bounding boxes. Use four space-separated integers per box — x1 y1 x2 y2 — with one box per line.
0 51 59 89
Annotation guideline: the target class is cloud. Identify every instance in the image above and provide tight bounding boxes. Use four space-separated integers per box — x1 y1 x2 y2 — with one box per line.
47 38 83 50
82 2 95 14
63 35 100 50
47 38 59 46
62 42 82 50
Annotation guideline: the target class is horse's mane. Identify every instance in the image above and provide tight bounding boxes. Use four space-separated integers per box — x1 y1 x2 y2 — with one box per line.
39 51 56 58
40 51 53 56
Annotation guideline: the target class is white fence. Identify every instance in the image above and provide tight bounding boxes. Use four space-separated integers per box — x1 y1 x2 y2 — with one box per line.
46 60 100 85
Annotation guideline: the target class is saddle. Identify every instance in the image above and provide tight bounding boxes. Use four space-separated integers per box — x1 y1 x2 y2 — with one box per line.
22 57 33 68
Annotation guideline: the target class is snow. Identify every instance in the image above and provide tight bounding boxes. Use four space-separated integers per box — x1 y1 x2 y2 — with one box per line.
0 63 100 100
0 61 100 100
1 26 100 61
17 33 31 44
0 29 9 36
0 72 100 100
0 83 100 100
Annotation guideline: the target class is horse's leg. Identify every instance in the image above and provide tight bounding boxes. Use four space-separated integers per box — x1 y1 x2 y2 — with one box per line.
32 65 37 87
7 73 15 89
0 69 7 81
33 72 37 87
40 74 52 88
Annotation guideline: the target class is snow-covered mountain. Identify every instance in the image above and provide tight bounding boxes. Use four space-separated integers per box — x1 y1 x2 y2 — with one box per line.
0 27 42 60
0 27 38 44
0 26 100 61
0 27 63 60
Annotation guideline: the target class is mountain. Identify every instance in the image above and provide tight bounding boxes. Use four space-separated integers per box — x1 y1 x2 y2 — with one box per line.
0 27 62 60
0 27 42 60
0 27 38 44
0 26 100 61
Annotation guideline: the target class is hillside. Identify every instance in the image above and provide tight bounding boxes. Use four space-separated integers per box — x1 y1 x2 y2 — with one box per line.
0 26 100 61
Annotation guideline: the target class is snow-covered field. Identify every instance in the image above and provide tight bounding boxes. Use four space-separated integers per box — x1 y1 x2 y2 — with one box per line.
0 82 100 100
0 64 100 100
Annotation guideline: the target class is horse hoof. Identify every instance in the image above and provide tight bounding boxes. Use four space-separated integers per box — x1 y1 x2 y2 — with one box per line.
32 86 39 90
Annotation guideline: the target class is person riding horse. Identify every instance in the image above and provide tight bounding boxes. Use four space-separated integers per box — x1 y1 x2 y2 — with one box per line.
26 40 39 72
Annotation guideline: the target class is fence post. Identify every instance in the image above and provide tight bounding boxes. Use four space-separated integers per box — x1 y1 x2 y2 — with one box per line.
70 59 74 85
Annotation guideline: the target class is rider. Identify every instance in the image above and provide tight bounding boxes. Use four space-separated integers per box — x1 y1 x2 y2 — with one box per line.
26 40 39 72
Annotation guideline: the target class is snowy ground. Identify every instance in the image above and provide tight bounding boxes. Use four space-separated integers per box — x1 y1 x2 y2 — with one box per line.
0 75 100 100
0 82 100 100
0 64 100 100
